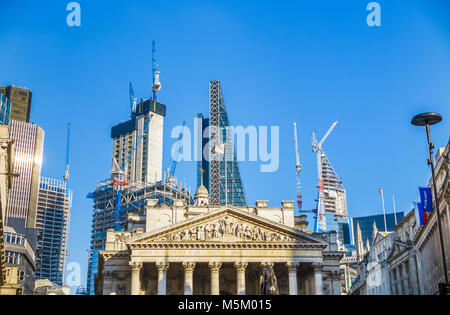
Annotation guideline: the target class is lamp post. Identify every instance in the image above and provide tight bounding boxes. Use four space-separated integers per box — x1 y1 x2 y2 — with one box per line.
411 112 448 295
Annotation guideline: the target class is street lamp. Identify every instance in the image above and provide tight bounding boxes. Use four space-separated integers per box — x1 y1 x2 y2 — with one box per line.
411 112 448 295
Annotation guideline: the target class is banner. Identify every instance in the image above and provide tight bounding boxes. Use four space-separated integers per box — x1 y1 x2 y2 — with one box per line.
419 187 433 212
414 202 427 226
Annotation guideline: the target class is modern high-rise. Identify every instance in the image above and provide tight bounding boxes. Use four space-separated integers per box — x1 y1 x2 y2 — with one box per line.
111 99 166 184
0 92 11 125
35 177 72 286
6 120 45 229
87 95 193 294
350 212 405 245
321 154 348 218
0 86 32 123
196 81 246 207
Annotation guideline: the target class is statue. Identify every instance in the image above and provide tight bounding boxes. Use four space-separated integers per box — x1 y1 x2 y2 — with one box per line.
260 264 279 295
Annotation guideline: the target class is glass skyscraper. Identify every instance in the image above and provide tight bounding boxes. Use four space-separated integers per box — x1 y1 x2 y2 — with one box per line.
350 212 405 245
0 92 11 125
196 81 246 207
35 177 72 286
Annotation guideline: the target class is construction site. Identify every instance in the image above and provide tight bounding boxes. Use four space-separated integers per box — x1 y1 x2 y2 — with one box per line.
86 42 351 294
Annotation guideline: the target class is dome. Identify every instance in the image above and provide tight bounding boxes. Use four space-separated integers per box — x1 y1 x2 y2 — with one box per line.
195 185 209 206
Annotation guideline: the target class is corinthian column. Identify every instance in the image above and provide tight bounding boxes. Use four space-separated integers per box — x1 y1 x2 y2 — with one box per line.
183 262 196 295
287 262 299 295
209 262 222 295
312 263 323 295
156 262 169 295
235 262 248 295
129 261 143 296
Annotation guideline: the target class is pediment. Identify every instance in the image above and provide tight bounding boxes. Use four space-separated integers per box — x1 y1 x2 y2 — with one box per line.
130 207 327 246
387 240 410 262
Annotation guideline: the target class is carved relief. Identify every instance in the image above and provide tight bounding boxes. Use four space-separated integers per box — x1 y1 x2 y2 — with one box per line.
154 216 295 243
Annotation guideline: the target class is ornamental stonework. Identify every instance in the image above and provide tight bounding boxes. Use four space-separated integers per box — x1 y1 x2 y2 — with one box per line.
153 215 295 243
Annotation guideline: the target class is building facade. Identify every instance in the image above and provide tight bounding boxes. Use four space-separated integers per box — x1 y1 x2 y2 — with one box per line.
35 177 72 286
6 120 44 229
111 98 166 184
414 140 450 295
0 125 16 294
0 92 11 126
387 210 421 295
95 186 343 296
0 86 32 123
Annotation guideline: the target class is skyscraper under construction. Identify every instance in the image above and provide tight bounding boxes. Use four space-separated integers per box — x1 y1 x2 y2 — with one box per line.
196 81 246 207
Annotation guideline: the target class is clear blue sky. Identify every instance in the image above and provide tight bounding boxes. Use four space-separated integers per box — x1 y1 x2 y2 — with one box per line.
0 0 449 288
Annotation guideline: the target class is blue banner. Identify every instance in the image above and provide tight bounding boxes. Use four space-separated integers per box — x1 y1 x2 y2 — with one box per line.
419 187 433 212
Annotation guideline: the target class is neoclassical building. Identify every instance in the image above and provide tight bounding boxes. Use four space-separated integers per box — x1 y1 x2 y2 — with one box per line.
95 186 343 295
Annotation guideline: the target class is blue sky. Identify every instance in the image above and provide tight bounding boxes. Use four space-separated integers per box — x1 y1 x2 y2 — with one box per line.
0 0 449 289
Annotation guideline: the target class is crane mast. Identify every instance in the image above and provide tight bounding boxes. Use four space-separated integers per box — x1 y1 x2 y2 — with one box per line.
63 123 71 184
293 123 302 212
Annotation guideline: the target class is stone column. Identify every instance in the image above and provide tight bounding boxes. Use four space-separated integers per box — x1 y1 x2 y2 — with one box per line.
183 262 196 295
286 262 299 295
389 270 396 295
395 267 402 295
156 262 169 295
209 262 222 295
312 263 323 295
129 262 143 296
402 263 410 295
304 273 310 295
409 255 419 295
235 262 248 295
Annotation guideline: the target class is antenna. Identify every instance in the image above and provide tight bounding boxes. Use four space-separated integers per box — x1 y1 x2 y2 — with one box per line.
63 123 71 184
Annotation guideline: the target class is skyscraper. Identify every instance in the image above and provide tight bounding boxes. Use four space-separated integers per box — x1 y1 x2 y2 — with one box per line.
35 177 72 286
350 212 405 245
0 86 32 123
196 81 246 206
6 120 44 229
111 98 166 184
0 92 11 125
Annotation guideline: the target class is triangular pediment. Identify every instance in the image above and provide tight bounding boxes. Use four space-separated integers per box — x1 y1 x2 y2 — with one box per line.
129 207 327 246
387 239 410 262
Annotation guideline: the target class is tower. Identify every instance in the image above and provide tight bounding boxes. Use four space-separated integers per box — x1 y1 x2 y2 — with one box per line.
197 81 246 206
0 85 32 123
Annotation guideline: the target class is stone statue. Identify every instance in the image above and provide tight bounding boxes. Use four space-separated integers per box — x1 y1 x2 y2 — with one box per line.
260 264 279 295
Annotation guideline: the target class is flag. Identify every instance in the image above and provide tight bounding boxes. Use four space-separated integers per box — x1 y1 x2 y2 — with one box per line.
379 187 383 195
414 202 428 226
419 187 433 212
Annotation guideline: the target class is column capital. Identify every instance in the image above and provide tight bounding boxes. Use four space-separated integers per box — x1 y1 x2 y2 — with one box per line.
129 261 143 272
209 261 222 273
235 262 248 272
183 262 196 272
286 262 299 273
312 262 323 271
156 261 169 272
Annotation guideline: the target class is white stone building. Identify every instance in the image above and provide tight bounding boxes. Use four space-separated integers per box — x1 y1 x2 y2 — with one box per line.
95 186 343 295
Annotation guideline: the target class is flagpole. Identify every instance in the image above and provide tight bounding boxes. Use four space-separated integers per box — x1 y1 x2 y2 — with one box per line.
392 195 398 225
380 188 387 232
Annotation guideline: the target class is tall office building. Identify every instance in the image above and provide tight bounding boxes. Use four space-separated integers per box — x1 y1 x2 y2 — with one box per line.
350 212 405 245
111 99 166 184
321 154 348 218
0 86 32 123
6 120 45 229
35 177 72 286
0 92 11 125
196 81 246 207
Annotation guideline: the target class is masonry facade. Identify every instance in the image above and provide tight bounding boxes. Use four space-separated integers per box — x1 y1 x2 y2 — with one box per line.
95 187 343 295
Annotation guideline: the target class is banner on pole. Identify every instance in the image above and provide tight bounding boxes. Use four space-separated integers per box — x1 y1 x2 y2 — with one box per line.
419 187 433 212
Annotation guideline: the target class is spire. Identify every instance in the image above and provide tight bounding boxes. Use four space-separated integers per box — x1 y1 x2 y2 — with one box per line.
356 222 364 261
366 238 371 252
372 221 378 244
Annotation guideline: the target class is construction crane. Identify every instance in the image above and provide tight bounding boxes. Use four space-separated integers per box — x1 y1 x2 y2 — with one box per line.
63 123 71 184
312 121 338 233
112 114 153 231
152 41 162 101
129 82 138 115
293 123 303 213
